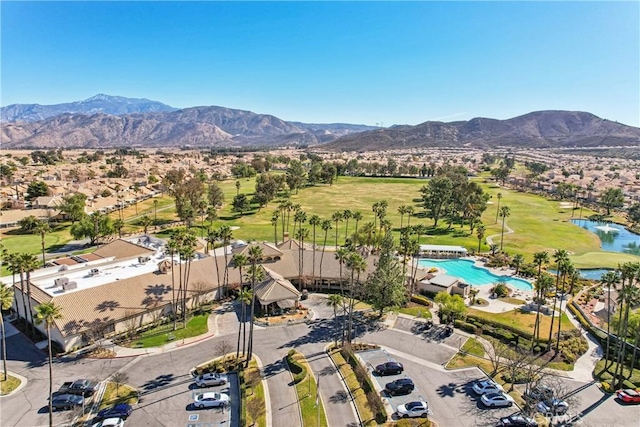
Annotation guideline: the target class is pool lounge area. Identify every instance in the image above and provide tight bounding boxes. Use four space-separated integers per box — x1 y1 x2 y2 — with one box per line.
418 258 533 291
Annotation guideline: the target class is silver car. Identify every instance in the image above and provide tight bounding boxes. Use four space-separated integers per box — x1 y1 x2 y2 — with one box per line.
195 372 228 387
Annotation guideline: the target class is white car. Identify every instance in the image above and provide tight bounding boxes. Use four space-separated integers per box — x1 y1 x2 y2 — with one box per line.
195 373 228 387
537 398 569 415
396 400 429 418
481 392 514 408
91 418 124 427
193 392 230 408
472 380 504 395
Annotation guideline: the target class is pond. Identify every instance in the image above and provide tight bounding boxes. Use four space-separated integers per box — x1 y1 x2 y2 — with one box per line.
571 219 640 256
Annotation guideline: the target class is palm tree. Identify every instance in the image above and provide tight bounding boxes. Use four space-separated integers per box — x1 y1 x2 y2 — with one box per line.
34 302 63 427
326 294 343 347
495 192 502 224
476 225 485 253
295 227 309 283
218 225 233 296
166 239 179 331
405 206 414 228
344 252 366 344
512 254 525 275
319 220 332 290
309 215 321 282
555 265 578 353
246 245 263 366
153 199 159 223
547 250 570 351
335 247 349 295
531 251 550 348
20 253 39 336
615 263 640 387
352 211 363 236
343 209 353 241
179 233 197 323
270 211 280 245
113 219 125 238
139 215 153 235
332 211 343 248
600 270 620 368
34 220 50 267
206 229 221 287
206 206 218 229
499 205 510 251
398 205 408 229
1 283 14 381
236 288 252 359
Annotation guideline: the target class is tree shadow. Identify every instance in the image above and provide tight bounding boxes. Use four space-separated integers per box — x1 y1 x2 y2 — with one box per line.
328 390 348 404
96 300 120 312
140 374 176 392
144 284 172 296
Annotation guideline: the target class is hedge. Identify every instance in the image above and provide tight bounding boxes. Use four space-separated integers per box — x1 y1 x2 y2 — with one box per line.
466 314 543 343
286 349 307 384
411 294 432 307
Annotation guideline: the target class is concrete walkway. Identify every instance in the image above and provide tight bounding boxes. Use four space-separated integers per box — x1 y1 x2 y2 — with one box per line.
262 354 302 427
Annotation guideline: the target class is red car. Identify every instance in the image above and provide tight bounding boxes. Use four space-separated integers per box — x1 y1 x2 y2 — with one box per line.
616 389 640 403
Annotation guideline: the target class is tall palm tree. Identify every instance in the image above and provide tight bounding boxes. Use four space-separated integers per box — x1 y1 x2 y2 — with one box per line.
35 302 62 427
292 208 306 241
295 227 309 284
531 250 549 347
547 250 570 351
344 252 366 344
319 220 332 290
326 294 343 347
246 245 263 366
352 211 363 236
270 211 280 245
498 205 510 251
615 263 640 387
332 211 343 248
405 206 414 228
153 199 159 223
398 205 408 229
206 229 221 288
236 288 252 359
34 220 50 267
166 239 179 331
600 270 620 368
555 265 578 353
335 247 349 295
20 253 39 336
232 252 248 359
476 225 485 253
343 209 353 241
495 192 502 224
1 283 14 381
179 233 197 323
218 225 233 295
139 215 153 235
532 274 553 350
308 215 321 282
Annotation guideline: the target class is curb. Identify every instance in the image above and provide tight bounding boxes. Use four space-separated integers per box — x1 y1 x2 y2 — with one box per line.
253 354 272 427
282 355 304 427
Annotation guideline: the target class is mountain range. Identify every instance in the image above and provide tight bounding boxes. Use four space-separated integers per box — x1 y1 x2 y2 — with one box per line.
1 95 639 150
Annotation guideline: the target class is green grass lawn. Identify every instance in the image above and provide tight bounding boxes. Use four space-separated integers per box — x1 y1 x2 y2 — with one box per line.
126 313 209 348
287 351 328 427
244 360 267 427
3 176 638 270
396 304 433 318
467 307 576 337
0 374 21 395
461 337 485 357
99 382 138 409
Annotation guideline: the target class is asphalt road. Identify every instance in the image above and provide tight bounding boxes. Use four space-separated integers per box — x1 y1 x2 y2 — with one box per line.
3 294 640 427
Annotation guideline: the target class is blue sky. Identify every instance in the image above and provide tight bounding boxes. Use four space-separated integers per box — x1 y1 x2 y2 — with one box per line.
1 1 638 126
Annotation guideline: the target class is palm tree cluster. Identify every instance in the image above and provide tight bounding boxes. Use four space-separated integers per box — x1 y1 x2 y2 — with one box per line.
166 230 198 329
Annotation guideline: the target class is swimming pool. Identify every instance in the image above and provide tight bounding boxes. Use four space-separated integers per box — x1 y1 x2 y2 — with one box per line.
418 258 533 291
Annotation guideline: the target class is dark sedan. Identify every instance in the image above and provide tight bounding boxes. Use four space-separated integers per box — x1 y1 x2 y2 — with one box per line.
374 361 404 376
96 403 133 420
51 394 84 411
496 414 538 427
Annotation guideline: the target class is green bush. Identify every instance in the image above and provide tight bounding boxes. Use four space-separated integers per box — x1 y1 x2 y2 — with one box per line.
411 294 432 307
493 283 510 298
286 351 307 384
454 320 477 334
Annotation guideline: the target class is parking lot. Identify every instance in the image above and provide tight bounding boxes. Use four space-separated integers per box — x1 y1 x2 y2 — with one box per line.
359 348 517 426
124 372 239 427
392 316 466 349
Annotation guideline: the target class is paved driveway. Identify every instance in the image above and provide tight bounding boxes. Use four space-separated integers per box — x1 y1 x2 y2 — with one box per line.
359 348 520 426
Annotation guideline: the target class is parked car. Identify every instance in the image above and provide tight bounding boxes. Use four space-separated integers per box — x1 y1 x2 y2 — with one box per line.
396 400 429 418
537 398 569 415
91 418 124 427
195 373 229 387
385 378 415 396
59 379 99 397
96 403 133 420
616 389 640 404
472 379 504 395
51 394 84 411
496 414 538 427
193 392 230 408
480 392 515 408
374 361 404 376
523 384 554 402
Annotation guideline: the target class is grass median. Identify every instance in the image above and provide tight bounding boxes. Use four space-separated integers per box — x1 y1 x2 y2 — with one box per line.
285 350 328 427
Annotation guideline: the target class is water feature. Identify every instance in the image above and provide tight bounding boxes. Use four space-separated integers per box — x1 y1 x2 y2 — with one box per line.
571 219 640 255
418 258 533 290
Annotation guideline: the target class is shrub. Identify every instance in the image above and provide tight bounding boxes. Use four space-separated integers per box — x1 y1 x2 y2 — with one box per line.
411 294 432 307
493 283 511 298
420 289 438 299
285 351 307 384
